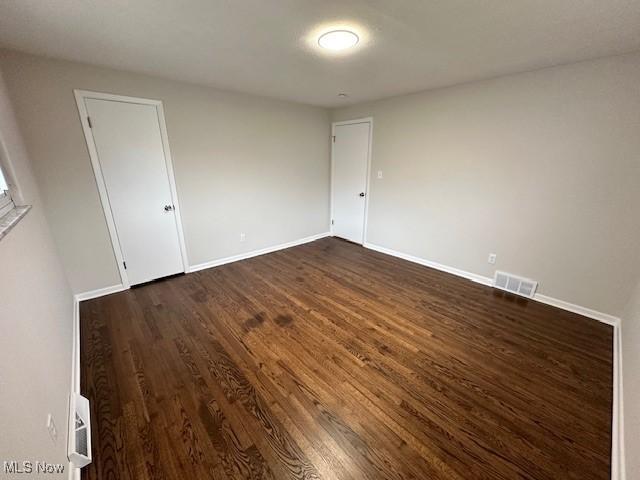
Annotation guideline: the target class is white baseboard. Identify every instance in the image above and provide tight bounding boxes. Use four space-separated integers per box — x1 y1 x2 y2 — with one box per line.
68 297 82 480
67 463 80 480
364 242 620 326
188 232 331 273
74 233 332 300
613 323 626 480
75 284 126 302
534 294 620 327
71 297 80 393
364 242 494 287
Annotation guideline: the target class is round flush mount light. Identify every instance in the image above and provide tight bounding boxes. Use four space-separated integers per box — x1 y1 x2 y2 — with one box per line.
318 30 359 51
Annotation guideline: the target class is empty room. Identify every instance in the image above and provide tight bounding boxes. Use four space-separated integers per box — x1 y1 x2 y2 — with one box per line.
1 1 639 479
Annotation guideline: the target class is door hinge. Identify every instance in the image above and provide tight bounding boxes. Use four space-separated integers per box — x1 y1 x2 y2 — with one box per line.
123 261 127 270
87 116 93 128
332 135 336 143
331 219 334 225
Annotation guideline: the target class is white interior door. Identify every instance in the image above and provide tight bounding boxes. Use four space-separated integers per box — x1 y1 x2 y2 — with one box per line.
332 121 371 244
85 98 185 285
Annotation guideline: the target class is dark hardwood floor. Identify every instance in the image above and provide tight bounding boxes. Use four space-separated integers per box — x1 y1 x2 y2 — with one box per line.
80 237 613 480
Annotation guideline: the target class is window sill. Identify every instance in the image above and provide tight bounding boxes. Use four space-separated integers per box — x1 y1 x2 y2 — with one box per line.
0 205 32 241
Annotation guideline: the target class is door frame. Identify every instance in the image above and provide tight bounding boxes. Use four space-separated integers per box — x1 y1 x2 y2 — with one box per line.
330 117 373 245
74 89 189 288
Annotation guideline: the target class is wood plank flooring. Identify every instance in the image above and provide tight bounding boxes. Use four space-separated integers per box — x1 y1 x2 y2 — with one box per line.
80 237 613 480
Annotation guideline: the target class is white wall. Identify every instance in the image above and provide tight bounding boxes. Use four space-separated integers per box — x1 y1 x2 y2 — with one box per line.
333 52 640 317
0 50 331 294
0 67 74 476
623 279 640 479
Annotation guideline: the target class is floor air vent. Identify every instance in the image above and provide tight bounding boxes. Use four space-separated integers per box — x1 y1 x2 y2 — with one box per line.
68 393 92 469
493 271 538 298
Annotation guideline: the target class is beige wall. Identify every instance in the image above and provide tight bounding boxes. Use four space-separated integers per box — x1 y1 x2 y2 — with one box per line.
0 67 73 475
623 279 640 478
1 40 639 480
0 50 331 294
333 52 640 317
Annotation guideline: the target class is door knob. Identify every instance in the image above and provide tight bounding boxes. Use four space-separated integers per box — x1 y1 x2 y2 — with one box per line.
359 192 366 197
164 205 174 211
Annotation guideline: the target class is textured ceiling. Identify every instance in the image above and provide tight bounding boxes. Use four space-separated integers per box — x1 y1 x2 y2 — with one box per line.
1 0 639 107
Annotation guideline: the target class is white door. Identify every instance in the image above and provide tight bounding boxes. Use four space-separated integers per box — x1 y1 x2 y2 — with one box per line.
332 121 371 243
84 98 185 285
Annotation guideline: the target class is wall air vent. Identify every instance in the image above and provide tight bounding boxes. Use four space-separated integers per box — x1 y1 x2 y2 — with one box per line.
493 271 538 298
68 393 92 469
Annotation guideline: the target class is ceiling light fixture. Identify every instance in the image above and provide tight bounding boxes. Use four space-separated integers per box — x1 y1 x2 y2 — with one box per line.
318 30 359 51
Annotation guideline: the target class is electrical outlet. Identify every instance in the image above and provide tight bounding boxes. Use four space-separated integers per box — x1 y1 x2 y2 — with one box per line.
46 414 57 444
488 253 497 265
239 233 246 242
377 170 383 179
